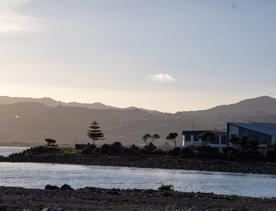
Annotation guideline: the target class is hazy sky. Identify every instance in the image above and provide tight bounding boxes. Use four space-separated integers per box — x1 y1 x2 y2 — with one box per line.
0 0 275 112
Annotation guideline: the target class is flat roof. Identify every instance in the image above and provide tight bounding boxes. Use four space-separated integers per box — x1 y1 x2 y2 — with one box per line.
229 122 276 136
182 130 226 135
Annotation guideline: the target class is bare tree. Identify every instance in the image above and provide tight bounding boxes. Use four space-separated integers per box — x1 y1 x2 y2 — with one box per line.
151 134 160 143
143 134 152 145
45 138 57 147
166 133 178 147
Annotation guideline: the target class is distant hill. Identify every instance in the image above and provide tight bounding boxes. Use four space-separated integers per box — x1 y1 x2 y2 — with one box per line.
0 96 276 146
176 96 276 119
0 96 117 110
206 96 276 115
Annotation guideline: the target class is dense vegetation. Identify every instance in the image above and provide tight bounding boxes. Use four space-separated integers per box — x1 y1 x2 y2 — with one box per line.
79 141 276 162
6 121 276 163
8 139 276 162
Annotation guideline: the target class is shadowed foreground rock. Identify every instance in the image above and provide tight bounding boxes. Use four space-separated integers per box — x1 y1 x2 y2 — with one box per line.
0 186 276 211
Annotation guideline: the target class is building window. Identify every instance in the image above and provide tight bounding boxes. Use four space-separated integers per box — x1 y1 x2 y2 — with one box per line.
185 134 191 141
211 136 219 145
221 135 227 144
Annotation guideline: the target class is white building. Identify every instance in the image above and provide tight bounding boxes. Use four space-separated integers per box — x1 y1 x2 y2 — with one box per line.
182 130 228 150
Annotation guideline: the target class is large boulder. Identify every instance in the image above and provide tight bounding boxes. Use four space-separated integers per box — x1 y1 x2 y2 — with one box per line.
45 185 59 190
60 184 74 191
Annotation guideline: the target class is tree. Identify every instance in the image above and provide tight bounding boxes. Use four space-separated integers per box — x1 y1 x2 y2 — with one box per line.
87 121 104 144
143 134 152 145
166 132 178 147
230 136 240 148
143 142 157 153
266 144 276 161
199 132 215 146
239 136 259 152
45 138 57 147
228 136 262 161
230 136 258 151
151 134 160 143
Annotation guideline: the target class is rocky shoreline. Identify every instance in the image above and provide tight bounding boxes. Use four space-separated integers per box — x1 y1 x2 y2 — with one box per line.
2 153 276 175
0 186 276 211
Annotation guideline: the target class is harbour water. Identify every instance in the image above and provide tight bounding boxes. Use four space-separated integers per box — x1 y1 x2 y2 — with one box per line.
0 161 276 198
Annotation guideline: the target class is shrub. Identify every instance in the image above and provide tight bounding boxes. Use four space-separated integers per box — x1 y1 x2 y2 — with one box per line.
180 147 194 158
168 147 181 156
238 150 263 161
158 184 174 191
81 144 97 155
60 147 74 156
9 146 60 159
100 144 112 154
110 142 124 153
266 152 276 162
22 146 59 155
223 147 239 160
223 147 263 161
153 149 166 155
143 143 157 153
127 144 141 154
195 146 221 159
98 142 126 154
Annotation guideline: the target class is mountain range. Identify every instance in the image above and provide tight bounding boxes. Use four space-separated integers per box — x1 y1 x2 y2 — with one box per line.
0 96 276 146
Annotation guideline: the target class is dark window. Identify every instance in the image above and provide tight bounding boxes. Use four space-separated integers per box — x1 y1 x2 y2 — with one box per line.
221 135 227 144
211 135 219 144
185 134 191 141
194 135 199 142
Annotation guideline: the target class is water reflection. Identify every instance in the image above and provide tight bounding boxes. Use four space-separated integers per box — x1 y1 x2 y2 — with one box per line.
0 162 276 198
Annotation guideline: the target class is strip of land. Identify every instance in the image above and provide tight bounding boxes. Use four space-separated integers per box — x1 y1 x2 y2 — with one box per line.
2 145 276 175
2 153 276 175
0 186 276 211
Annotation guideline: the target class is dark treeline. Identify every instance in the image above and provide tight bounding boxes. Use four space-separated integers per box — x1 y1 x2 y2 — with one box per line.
79 141 276 162
5 138 276 162
9 139 276 163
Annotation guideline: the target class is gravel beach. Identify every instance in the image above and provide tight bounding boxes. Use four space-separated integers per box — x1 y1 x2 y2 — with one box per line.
0 186 276 211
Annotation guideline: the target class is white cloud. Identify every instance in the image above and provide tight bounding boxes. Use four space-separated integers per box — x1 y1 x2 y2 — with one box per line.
148 73 176 82
0 0 40 33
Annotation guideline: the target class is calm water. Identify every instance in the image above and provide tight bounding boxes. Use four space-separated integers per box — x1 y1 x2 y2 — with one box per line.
1 162 276 198
0 146 29 157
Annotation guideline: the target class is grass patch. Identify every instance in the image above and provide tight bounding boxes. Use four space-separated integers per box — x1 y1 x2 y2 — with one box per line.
158 184 174 191
60 147 74 156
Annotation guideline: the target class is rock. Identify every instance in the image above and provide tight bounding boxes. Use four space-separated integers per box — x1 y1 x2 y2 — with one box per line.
0 205 7 211
143 189 154 194
44 185 59 190
162 191 172 197
107 189 119 195
60 184 74 191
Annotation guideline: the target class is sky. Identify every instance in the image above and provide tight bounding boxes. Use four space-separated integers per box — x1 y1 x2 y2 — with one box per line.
0 0 275 112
